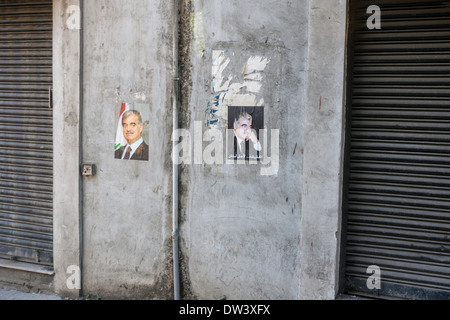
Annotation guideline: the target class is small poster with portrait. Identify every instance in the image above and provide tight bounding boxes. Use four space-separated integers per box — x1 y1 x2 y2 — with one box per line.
227 106 264 162
114 103 149 162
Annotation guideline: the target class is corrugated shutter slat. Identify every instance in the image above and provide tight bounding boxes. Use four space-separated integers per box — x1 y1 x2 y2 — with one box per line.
0 0 53 267
344 0 450 299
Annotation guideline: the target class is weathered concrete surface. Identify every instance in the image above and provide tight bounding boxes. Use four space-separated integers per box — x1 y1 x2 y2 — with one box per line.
178 0 347 300
0 265 55 297
53 0 83 299
0 288 61 300
48 0 346 300
79 0 177 299
180 0 310 300
299 0 347 300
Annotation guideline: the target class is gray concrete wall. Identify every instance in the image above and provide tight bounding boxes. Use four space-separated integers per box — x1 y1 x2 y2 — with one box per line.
179 0 347 300
78 0 176 299
48 0 347 300
0 266 54 295
53 0 83 299
299 0 347 299
179 0 309 300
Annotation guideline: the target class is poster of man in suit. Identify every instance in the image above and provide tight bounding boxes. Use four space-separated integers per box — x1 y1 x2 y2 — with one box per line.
114 105 149 162
227 106 264 162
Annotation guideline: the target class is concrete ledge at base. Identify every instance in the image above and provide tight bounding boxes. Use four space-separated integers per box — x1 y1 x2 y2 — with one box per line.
0 259 54 275
0 259 56 297
0 288 62 300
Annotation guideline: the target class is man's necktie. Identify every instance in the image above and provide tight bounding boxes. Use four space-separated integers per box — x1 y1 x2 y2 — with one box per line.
124 146 132 160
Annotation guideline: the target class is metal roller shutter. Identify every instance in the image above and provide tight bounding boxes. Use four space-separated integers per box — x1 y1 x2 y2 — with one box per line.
0 0 53 268
343 1 450 299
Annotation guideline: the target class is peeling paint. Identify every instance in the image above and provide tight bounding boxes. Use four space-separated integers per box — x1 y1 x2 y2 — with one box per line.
205 50 270 129
242 56 270 77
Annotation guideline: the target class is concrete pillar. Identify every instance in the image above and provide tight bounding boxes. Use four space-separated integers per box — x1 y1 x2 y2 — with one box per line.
53 0 83 298
298 0 347 299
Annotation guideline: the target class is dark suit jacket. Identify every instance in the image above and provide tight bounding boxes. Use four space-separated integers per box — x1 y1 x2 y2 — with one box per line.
233 137 249 160
115 142 149 161
229 136 261 161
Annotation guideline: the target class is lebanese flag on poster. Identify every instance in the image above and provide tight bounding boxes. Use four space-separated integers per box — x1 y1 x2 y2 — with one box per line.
114 103 130 151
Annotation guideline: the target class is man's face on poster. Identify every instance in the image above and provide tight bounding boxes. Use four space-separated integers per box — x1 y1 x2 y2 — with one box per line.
122 113 143 145
234 117 253 141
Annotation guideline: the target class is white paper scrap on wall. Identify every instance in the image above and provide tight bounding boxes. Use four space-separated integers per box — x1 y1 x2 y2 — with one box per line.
207 50 270 128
